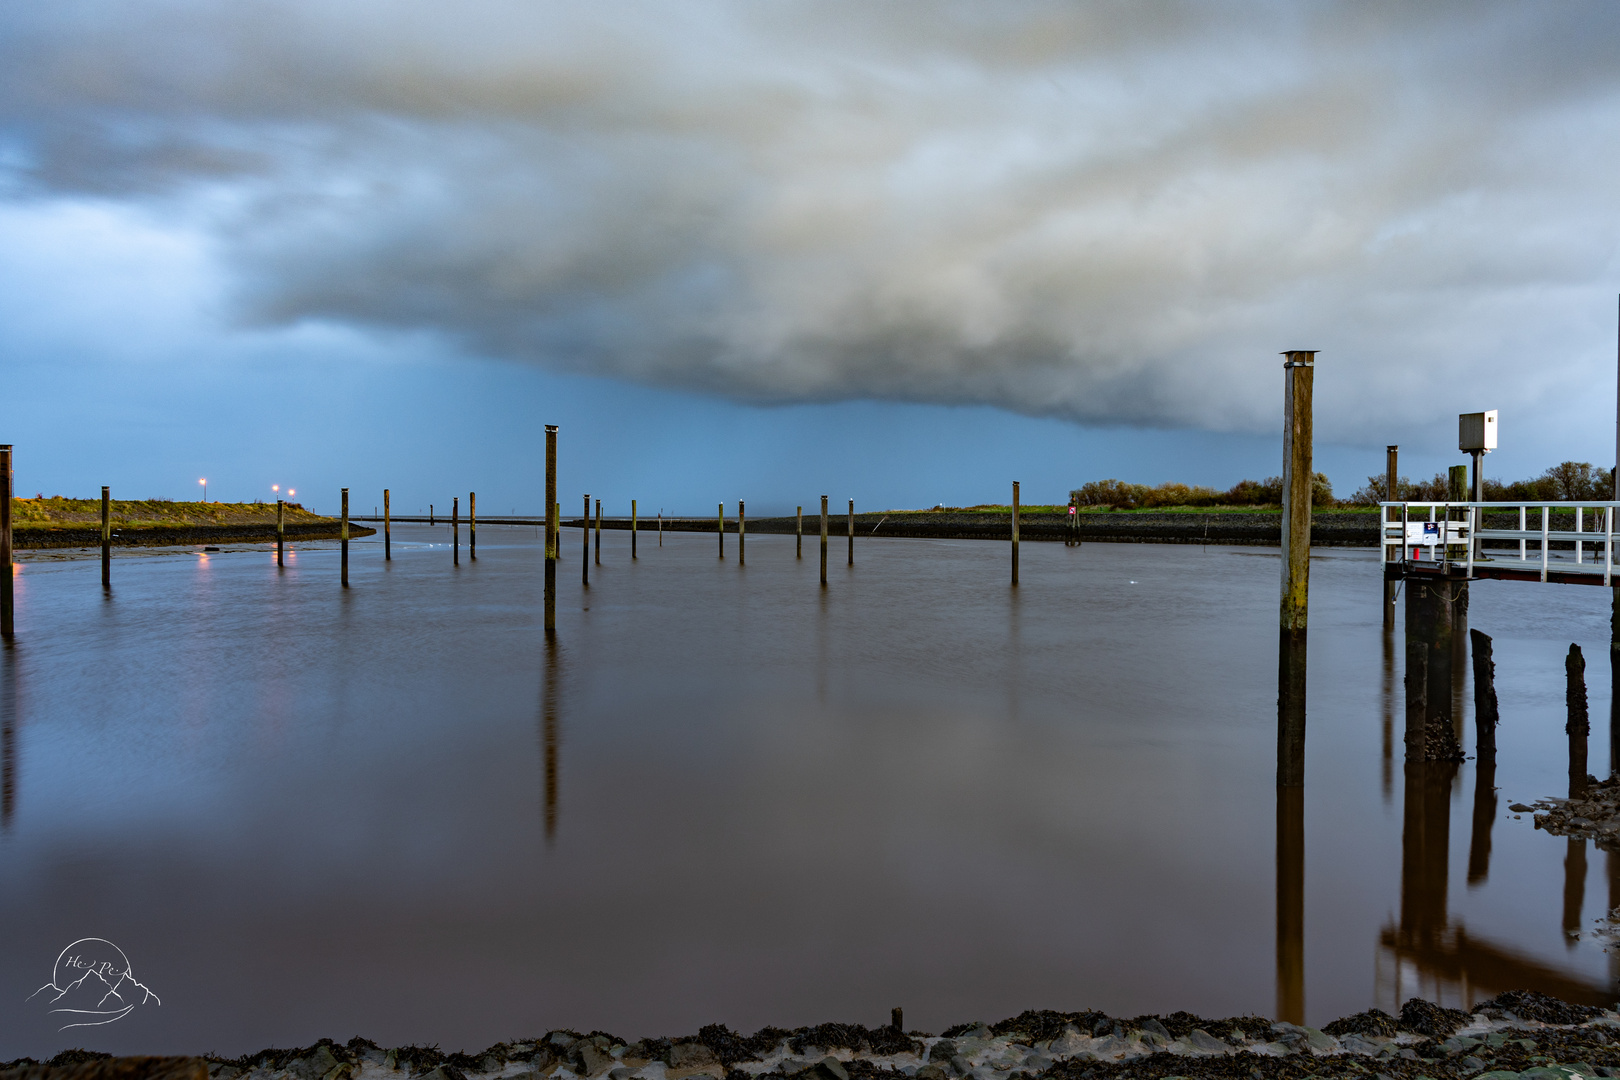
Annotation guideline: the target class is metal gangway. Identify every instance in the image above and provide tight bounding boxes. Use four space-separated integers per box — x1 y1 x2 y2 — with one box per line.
1380 500 1620 586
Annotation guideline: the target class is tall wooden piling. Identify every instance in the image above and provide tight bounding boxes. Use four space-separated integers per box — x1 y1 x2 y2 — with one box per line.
383 489 391 561
1471 628 1498 757
430 504 434 526
341 488 350 587
658 512 662 547
1277 352 1315 787
470 491 476 560
631 500 637 559
0 445 12 640
101 486 111 588
277 499 285 567
739 500 746 566
1570 643 1591 797
595 499 602 564
1404 581 1459 760
797 506 803 558
891 1008 903 1033
453 496 460 566
1011 481 1020 585
718 503 725 559
820 495 829 586
1385 445 1399 626
545 425 557 635
582 495 590 584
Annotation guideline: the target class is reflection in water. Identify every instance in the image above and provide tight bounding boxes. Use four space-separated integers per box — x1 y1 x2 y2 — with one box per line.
1 644 14 830
541 636 562 843
1381 626 1395 803
1276 629 1306 1025
1466 754 1495 887
1564 839 1587 949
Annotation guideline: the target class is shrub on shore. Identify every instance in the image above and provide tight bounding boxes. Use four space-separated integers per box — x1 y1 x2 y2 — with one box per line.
1070 474 1332 510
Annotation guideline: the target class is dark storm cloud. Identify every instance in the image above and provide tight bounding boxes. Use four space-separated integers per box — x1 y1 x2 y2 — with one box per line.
3 1 1618 438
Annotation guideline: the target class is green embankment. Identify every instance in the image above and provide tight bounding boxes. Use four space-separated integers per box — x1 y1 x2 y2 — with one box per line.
8 498 372 548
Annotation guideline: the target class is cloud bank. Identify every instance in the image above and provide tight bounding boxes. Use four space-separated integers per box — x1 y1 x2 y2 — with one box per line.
2 1 1619 439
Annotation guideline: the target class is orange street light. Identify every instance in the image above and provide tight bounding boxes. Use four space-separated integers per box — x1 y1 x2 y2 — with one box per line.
198 477 207 502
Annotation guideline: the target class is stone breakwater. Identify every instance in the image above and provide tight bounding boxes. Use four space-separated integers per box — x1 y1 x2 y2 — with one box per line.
7 993 1619 1080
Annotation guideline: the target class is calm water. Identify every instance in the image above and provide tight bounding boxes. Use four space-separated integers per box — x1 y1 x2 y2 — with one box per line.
0 525 1614 1059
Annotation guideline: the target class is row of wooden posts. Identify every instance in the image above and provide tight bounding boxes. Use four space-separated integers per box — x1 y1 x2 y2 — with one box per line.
0 429 1041 641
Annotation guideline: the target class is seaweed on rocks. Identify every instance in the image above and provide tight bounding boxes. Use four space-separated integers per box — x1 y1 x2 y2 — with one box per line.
1475 989 1606 1025
991 1012 1110 1043
1321 1009 1398 1039
786 1024 917 1057
1397 998 1470 1038
694 1026 763 1066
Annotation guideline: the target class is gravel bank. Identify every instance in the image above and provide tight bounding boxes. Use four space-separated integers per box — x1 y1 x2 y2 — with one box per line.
9 993 1618 1080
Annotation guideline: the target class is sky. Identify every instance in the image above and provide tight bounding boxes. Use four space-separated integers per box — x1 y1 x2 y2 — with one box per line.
2 1 1619 517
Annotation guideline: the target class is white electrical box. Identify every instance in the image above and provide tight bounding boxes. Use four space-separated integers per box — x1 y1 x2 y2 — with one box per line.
1459 410 1498 452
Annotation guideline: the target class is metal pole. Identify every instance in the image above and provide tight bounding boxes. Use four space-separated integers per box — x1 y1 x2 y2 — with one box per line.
453 496 460 566
101 486 111 588
0 445 12 639
582 495 590 584
1011 481 1020 585
545 424 557 635
631 500 637 559
739 500 746 566
820 495 828 586
341 488 350 588
470 491 476 560
383 489 391 561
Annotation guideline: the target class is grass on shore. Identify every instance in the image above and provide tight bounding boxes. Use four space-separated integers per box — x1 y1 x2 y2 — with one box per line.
893 503 1379 515
9 497 338 529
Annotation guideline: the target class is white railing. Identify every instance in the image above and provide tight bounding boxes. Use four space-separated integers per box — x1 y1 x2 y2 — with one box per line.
1379 501 1620 584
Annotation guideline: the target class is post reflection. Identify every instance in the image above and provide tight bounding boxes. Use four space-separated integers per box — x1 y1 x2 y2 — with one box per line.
1275 628 1306 1025
1 644 15 831
541 635 562 843
1381 625 1395 803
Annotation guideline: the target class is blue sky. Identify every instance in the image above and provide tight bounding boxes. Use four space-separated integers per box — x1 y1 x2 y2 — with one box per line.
3 3 1619 517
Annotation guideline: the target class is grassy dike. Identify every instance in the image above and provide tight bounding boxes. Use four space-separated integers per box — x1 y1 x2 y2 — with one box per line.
633 506 1381 547
7 497 374 549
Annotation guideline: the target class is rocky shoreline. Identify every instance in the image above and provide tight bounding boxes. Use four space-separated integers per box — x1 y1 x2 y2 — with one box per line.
8 993 1619 1080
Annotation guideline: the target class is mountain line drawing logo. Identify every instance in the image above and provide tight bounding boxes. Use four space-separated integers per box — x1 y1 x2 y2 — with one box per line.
28 938 161 1030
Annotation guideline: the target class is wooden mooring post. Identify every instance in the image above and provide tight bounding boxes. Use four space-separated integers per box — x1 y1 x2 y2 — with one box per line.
582 495 590 584
545 425 557 635
847 499 854 566
739 500 746 566
797 506 803 559
1470 628 1498 757
1011 481 1020 585
658 512 662 547
1570 643 1591 797
1384 445 1398 626
383 489 391 561
430 504 434 526
0 445 12 640
1277 351 1314 787
100 486 111 588
277 499 285 567
453 496 460 566
820 495 828 586
631 500 637 559
341 488 350 587
470 491 476 560
717 503 724 559
595 499 602 566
